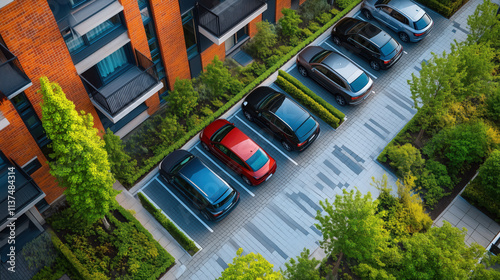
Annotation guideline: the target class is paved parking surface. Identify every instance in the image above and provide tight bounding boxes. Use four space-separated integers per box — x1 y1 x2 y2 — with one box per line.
134 1 491 279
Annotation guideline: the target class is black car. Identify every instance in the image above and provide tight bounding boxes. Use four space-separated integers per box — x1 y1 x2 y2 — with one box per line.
242 87 320 152
331 17 403 71
159 150 240 221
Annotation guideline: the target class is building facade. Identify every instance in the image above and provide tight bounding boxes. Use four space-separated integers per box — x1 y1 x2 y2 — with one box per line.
0 0 307 260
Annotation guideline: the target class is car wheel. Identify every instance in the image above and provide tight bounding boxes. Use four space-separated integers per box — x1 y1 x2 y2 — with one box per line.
335 95 347 106
243 110 253 122
363 9 373 20
201 142 210 152
399 32 410 43
370 61 381 71
281 140 292 152
298 66 308 77
242 175 253 186
332 36 341 46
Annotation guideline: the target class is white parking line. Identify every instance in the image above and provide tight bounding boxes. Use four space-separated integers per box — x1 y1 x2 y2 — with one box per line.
139 190 202 250
324 41 378 80
155 175 214 233
138 174 158 193
403 51 408 54
234 115 299 166
195 146 256 197
287 64 297 73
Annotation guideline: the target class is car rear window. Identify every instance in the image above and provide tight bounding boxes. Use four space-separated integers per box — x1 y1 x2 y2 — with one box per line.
295 117 317 141
246 149 268 171
380 38 398 56
212 190 234 209
211 124 234 142
350 72 370 92
414 13 431 30
310 50 332 63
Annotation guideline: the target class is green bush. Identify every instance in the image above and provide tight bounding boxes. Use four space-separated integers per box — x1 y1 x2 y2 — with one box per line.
330 8 341 16
415 0 467 18
308 21 321 33
276 76 340 128
138 192 199 255
200 106 214 117
21 232 58 271
165 78 198 118
315 12 332 25
336 0 355 10
244 21 277 59
418 160 452 208
387 143 425 176
463 180 500 223
487 88 500 122
278 70 345 122
279 8 302 38
31 257 73 280
300 0 331 23
104 128 138 186
200 56 233 99
477 150 500 201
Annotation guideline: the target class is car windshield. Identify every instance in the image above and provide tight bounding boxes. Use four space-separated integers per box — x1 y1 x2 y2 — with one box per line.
414 13 431 30
171 155 193 174
310 50 332 63
259 93 281 110
246 149 268 171
211 124 234 142
348 22 368 35
350 72 370 92
380 38 398 56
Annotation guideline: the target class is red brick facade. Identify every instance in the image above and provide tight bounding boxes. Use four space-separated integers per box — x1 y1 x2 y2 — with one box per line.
248 14 263 38
201 43 226 70
276 0 292 21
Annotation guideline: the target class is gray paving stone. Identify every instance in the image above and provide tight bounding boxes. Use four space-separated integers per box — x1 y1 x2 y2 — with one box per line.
461 214 480 230
466 206 483 219
442 211 461 227
448 204 466 219
488 221 500 234
470 231 491 248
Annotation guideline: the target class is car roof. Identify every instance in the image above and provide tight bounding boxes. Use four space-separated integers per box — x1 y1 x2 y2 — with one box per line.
221 126 260 162
272 97 309 131
336 17 363 35
359 23 391 47
388 0 425 21
180 157 230 203
322 52 364 84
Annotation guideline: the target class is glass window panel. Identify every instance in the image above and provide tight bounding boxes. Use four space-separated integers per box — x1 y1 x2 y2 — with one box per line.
182 12 197 54
151 52 161 63
148 40 159 53
144 22 155 41
140 6 150 23
96 47 128 78
64 33 85 53
86 14 121 42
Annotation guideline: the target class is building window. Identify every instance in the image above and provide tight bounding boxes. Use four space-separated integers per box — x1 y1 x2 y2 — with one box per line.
225 25 248 52
182 10 198 59
10 93 51 157
63 14 123 54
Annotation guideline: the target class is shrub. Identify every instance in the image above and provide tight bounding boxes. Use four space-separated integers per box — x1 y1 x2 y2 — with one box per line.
281 248 321 280
165 78 198 118
200 106 213 117
152 114 186 152
336 0 354 10
265 54 281 67
275 76 340 128
415 0 463 18
418 160 453 208
487 88 500 122
315 12 332 25
104 128 138 186
200 56 233 99
387 143 425 176
308 21 321 33
244 21 277 59
477 150 500 201
300 0 330 23
301 27 314 38
278 70 345 122
279 8 302 37
138 193 199 255
330 8 341 16
22 232 58 271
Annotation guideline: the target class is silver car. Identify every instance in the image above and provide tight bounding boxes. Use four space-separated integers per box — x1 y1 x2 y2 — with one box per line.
296 46 374 106
361 0 433 42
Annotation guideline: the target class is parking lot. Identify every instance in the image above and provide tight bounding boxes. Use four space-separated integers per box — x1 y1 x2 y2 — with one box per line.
135 3 475 278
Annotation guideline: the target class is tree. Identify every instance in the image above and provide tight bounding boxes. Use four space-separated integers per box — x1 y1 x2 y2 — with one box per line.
39 77 119 224
165 78 198 118
245 21 277 59
218 248 282 280
315 189 388 264
103 128 137 186
386 143 425 176
300 0 330 23
477 150 500 200
279 8 302 38
281 248 320 280
467 0 500 47
200 56 232 99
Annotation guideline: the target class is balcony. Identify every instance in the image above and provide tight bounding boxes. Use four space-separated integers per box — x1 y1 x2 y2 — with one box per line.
80 50 163 123
196 0 267 45
48 0 123 35
0 43 32 100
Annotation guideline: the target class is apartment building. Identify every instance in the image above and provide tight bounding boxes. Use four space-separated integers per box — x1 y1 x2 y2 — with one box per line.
0 0 307 266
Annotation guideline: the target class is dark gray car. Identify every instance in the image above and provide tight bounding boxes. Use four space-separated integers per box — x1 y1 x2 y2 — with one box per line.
362 0 433 42
296 46 374 106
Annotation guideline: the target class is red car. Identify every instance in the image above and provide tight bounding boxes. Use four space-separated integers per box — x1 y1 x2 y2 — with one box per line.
200 119 277 186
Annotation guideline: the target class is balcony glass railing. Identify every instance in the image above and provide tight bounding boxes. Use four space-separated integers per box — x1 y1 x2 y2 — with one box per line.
0 43 31 99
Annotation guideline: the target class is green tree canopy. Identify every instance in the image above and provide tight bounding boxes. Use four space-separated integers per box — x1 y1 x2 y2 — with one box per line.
245 21 277 59
281 248 320 280
200 55 232 99
467 0 500 47
39 77 118 224
103 128 137 186
279 8 302 38
165 78 198 118
477 149 500 200
218 248 282 280
315 188 388 263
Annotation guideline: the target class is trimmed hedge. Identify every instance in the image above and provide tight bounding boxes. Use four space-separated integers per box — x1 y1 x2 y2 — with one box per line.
138 192 199 255
276 76 340 128
129 0 362 185
278 70 345 122
415 0 468 18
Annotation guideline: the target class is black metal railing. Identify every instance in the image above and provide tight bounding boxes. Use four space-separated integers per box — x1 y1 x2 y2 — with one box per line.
0 43 31 98
196 0 266 37
80 50 158 116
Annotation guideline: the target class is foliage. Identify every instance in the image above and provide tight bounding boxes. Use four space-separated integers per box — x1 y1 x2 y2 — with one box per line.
151 114 186 152
308 21 321 33
103 128 137 186
138 192 199 254
200 56 233 99
418 160 452 208
463 178 500 223
467 0 500 47
281 248 321 280
423 121 497 173
300 0 330 23
218 248 282 280
31 257 73 280
245 21 277 59
487 87 500 122
39 77 118 224
279 8 302 38
386 143 425 176
165 78 199 118
279 70 345 121
336 0 355 9
315 188 388 263
276 76 340 128
21 232 58 271
315 12 332 25
476 150 500 200
415 0 466 18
